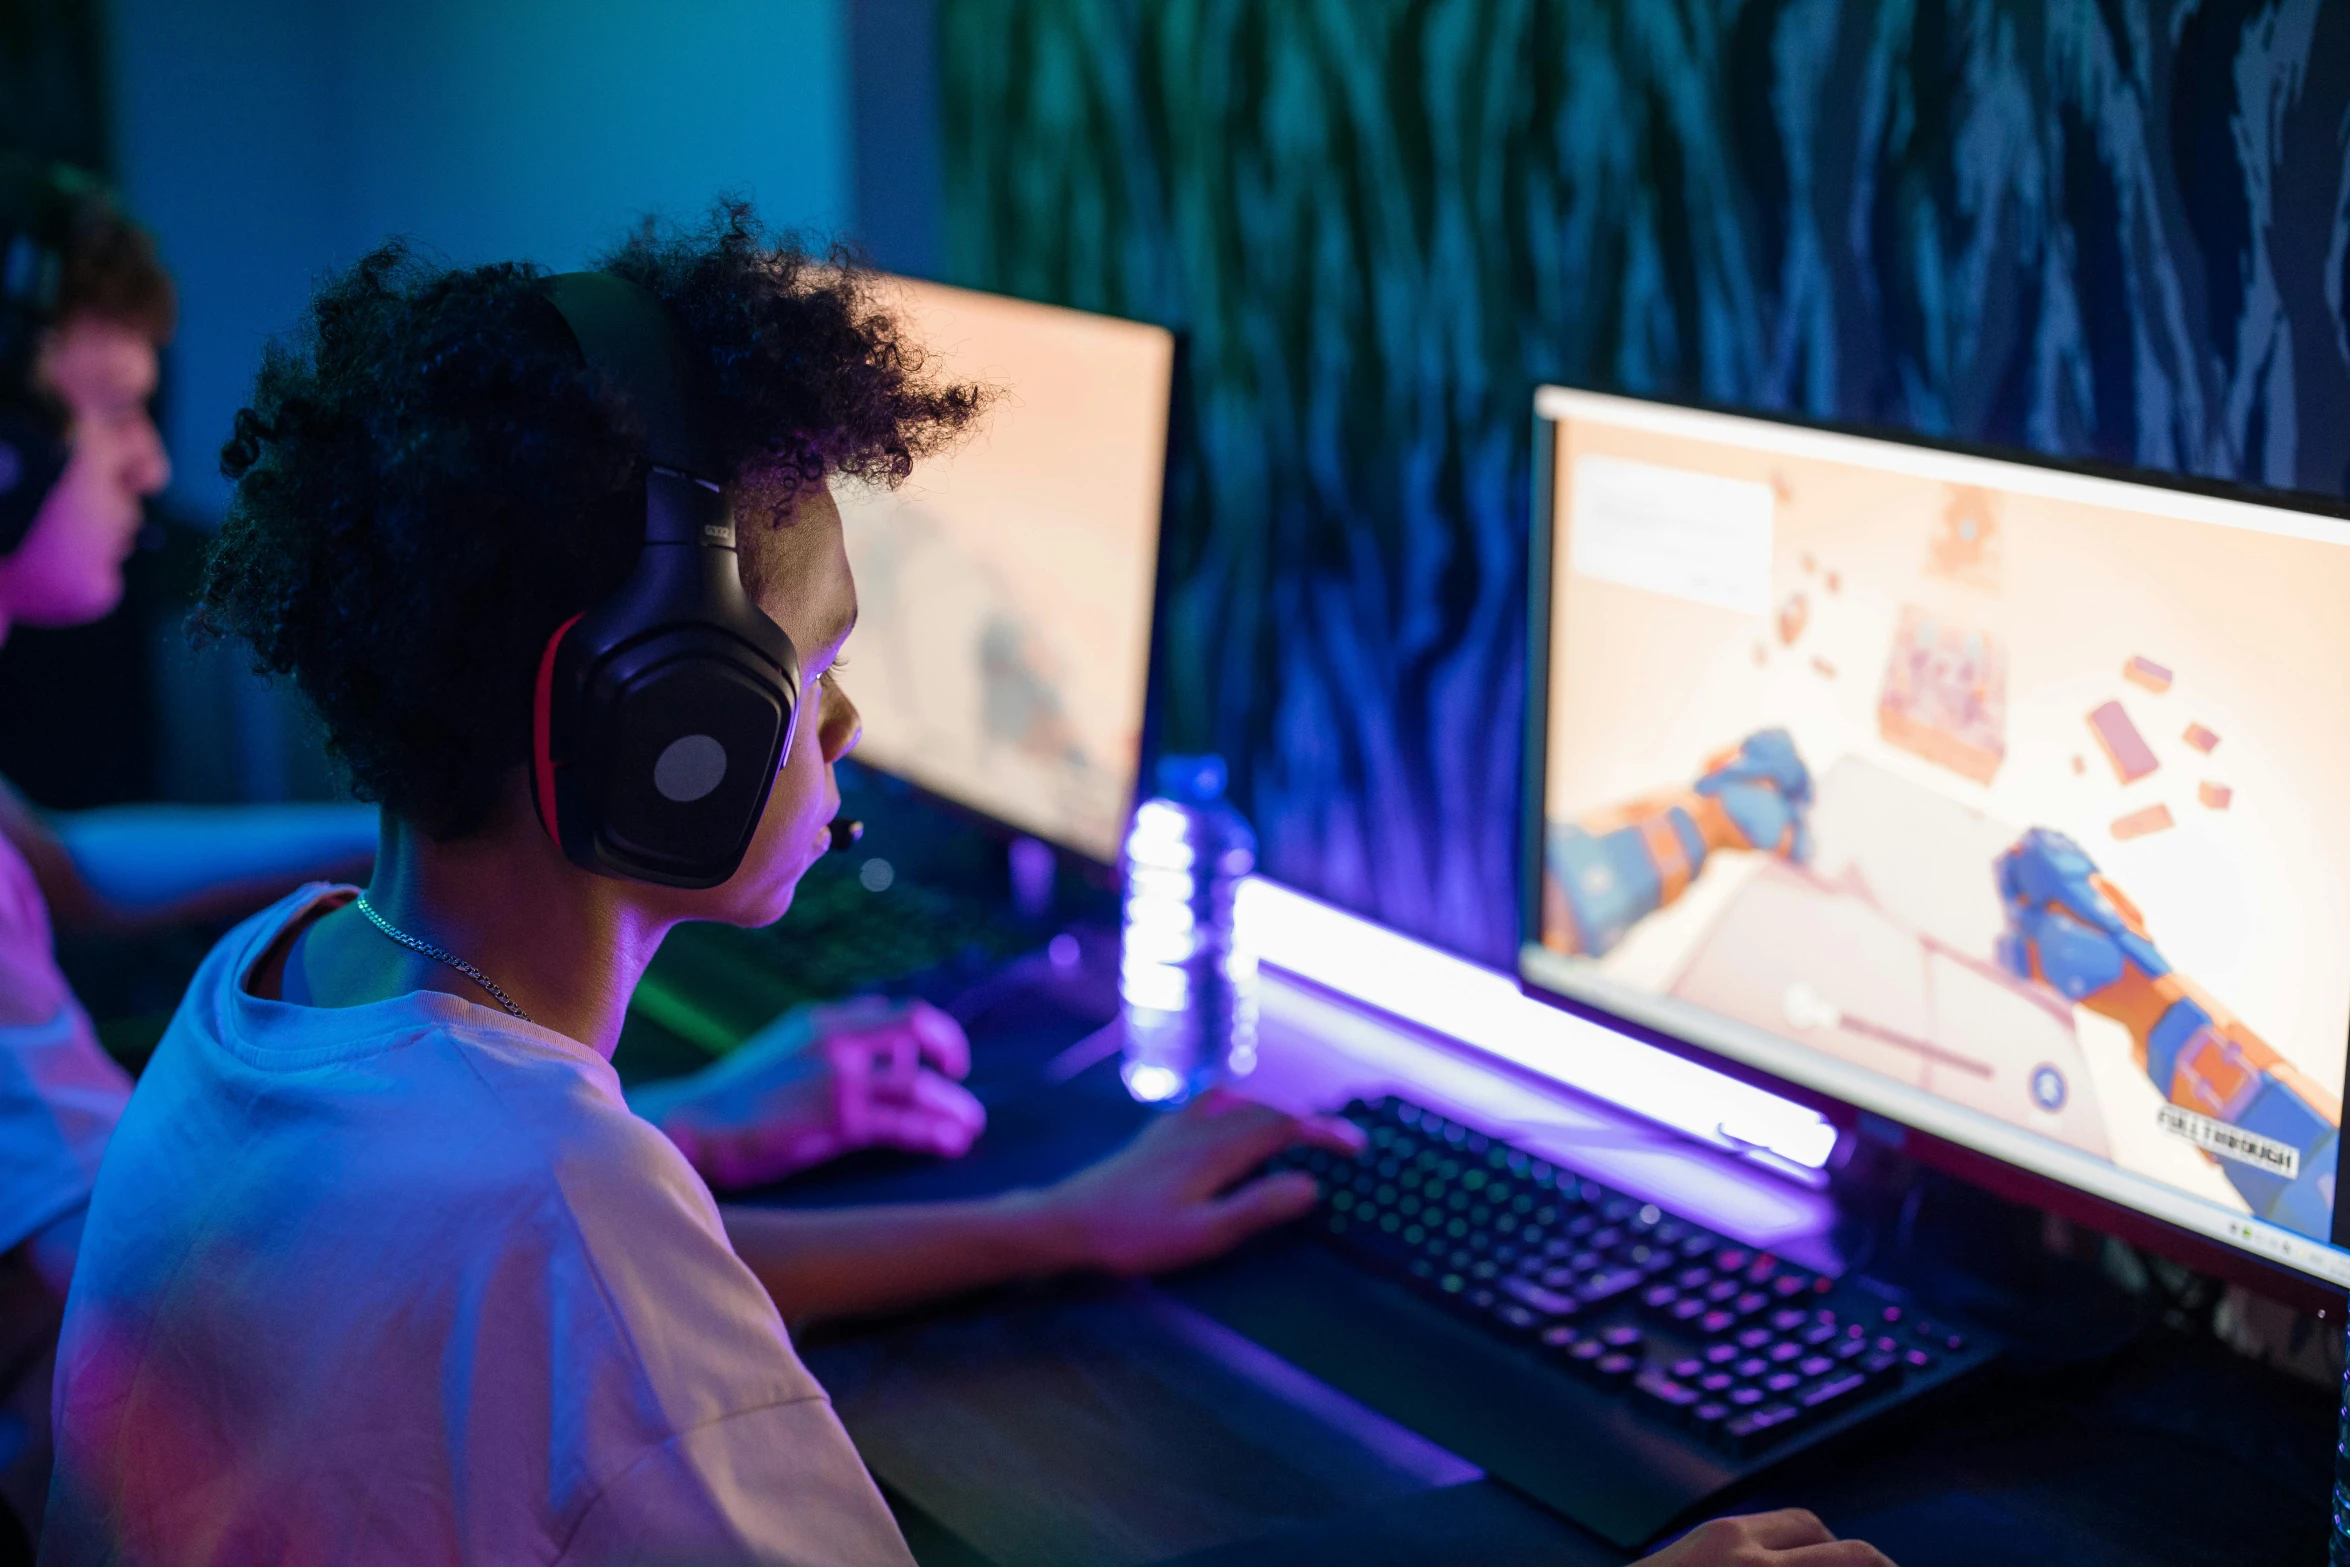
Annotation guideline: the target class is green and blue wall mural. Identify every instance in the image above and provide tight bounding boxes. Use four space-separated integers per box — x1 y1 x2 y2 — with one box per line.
941 0 2350 963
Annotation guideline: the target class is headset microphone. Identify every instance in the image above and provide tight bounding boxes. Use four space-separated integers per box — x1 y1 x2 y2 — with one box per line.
531 272 802 890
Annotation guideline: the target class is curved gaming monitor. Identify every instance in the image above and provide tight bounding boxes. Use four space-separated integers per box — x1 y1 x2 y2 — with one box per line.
829 278 1175 866
1521 385 2350 1296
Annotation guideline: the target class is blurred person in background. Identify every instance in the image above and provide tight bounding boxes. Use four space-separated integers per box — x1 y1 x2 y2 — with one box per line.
0 155 386 1559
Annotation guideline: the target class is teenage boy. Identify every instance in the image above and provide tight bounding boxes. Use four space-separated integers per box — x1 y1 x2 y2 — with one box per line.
42 210 1893 1567
0 161 1071 1558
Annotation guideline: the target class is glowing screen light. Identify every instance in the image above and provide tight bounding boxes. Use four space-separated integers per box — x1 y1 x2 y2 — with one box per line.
1234 876 1838 1172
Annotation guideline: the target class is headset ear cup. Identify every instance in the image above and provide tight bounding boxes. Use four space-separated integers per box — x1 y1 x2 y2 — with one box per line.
531 613 583 847
0 406 70 555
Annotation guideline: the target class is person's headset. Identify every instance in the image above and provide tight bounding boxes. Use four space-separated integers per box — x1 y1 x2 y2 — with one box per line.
529 271 808 890
0 154 92 556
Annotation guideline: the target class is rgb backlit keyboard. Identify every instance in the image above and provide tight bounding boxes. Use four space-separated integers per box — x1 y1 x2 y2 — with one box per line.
1276 1096 1988 1457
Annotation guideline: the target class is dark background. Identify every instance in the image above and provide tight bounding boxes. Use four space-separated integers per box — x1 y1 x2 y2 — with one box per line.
4 0 2347 968
931 0 2350 964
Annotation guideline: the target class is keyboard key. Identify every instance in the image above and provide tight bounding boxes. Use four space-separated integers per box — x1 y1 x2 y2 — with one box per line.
1676 1266 1714 1291
1800 1370 1868 1411
1723 1403 1801 1456
1797 1355 1834 1378
1769 1308 1808 1332
1714 1248 1750 1273
1734 1356 1769 1379
1594 1351 1639 1381
1669 1357 1706 1379
1736 1327 1774 1351
1579 1267 1647 1306
1499 1277 1579 1318
1641 1284 1679 1311
1763 1370 1802 1394
1903 1348 1937 1371
1600 1324 1644 1350
1861 1350 1901 1379
1494 1303 1541 1332
1669 1298 1709 1324
1633 1368 1701 1412
1733 1291 1770 1316
1704 1279 1742 1305
1690 1399 1731 1433
1697 1370 1735 1394
1771 1274 1811 1298
1726 1385 1766 1409
1702 1343 1739 1365
1766 1342 1802 1364
1699 1309 1736 1335
1800 1322 1841 1347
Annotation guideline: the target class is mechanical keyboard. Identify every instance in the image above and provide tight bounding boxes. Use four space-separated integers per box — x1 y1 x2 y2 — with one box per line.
1170 1093 2000 1547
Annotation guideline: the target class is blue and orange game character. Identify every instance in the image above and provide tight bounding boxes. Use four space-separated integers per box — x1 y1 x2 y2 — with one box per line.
1543 729 1814 958
1996 828 2339 1237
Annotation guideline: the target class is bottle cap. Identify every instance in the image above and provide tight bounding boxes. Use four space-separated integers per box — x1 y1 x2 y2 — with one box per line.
1154 753 1228 803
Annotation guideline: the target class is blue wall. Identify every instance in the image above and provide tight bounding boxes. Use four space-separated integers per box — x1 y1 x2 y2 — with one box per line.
110 0 849 519
943 0 2350 966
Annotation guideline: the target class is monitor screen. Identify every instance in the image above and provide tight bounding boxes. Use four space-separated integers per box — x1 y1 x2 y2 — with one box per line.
832 278 1174 863
1522 386 2350 1287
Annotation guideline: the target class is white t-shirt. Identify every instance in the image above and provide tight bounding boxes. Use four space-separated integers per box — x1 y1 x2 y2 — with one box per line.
41 887 914 1567
0 829 130 1257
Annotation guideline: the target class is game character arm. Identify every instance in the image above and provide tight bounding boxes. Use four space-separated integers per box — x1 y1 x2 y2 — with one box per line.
1543 728 1814 958
1996 828 2339 1236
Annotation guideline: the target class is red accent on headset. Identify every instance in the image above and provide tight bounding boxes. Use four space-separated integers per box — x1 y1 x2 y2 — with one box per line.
532 614 584 847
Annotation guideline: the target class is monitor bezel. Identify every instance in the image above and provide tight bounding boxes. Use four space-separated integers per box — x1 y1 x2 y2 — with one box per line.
1518 380 2350 1309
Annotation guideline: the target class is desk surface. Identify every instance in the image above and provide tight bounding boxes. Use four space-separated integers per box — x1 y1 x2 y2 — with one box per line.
763 961 2337 1566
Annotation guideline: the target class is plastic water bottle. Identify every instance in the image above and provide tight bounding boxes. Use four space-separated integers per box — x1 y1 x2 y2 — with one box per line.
1119 754 1259 1104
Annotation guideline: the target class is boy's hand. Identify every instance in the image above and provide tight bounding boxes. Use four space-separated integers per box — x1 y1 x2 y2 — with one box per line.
636 998 986 1189
1034 1089 1366 1277
1638 1509 1894 1566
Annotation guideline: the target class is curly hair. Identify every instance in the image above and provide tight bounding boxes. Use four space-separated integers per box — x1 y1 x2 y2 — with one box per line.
196 203 985 838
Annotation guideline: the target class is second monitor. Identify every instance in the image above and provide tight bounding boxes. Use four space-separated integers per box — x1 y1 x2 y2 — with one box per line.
831 278 1175 865
1522 385 2350 1288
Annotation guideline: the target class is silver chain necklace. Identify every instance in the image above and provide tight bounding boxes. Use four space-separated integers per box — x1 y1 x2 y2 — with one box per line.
352 893 533 1023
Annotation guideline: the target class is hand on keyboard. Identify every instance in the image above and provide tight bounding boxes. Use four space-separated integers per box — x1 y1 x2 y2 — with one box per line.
1638 1508 1893 1566
632 997 987 1188
1039 1088 1366 1277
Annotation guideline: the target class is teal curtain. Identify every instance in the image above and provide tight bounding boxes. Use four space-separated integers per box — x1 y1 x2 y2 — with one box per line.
941 0 2350 962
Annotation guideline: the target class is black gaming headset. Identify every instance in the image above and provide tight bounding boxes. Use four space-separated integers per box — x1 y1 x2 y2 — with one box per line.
0 154 88 555
529 271 804 889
